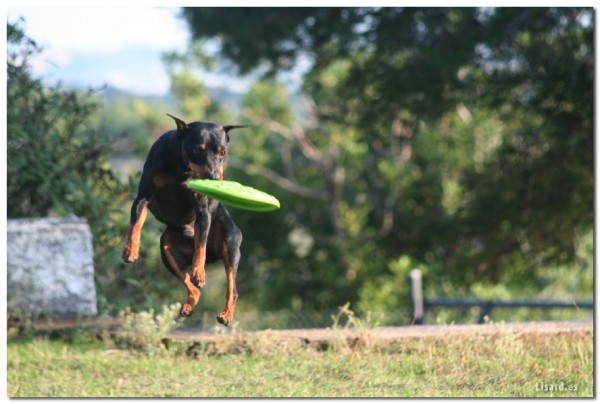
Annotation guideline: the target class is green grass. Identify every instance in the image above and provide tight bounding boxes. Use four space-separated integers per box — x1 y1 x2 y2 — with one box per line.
7 327 593 398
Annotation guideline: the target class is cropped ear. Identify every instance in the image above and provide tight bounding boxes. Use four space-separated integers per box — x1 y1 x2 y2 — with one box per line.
223 125 247 142
166 113 187 133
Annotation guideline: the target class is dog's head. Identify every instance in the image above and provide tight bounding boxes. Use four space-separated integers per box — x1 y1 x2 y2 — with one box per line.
167 114 245 180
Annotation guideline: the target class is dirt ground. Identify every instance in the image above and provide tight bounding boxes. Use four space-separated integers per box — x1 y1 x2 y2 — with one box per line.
168 318 593 344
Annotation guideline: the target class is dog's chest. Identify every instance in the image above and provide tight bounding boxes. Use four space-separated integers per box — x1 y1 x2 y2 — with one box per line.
148 182 196 226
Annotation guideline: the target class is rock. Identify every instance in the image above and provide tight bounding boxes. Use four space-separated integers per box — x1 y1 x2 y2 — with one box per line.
7 216 98 317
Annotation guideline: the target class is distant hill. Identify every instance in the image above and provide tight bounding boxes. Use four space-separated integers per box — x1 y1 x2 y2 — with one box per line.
94 83 308 127
98 85 175 105
96 85 244 117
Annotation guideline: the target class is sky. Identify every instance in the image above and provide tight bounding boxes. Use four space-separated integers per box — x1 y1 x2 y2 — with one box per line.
6 6 256 95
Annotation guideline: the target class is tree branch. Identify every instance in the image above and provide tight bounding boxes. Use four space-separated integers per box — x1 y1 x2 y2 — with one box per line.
228 158 327 201
245 113 323 163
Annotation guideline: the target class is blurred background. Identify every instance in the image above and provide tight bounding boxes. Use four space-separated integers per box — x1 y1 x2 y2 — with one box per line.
6 7 594 328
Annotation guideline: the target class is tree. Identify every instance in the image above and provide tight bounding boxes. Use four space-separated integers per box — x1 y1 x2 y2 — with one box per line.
178 8 593 313
7 20 125 223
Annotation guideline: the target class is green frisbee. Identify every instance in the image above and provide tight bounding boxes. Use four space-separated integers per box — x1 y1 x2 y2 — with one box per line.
186 179 281 212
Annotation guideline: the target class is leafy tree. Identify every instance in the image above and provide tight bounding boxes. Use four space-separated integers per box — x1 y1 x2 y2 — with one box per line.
227 79 367 309
7 19 128 231
179 7 593 315
453 8 594 281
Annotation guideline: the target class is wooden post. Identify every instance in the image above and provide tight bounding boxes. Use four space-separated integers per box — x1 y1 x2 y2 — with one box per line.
409 269 424 325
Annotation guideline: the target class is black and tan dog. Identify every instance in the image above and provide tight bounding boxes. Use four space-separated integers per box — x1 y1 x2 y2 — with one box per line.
122 114 245 326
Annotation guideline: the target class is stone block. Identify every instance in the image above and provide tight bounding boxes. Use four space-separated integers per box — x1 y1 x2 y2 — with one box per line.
7 216 98 317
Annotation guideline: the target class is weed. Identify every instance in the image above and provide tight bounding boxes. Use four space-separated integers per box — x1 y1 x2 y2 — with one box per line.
329 302 384 353
116 303 182 353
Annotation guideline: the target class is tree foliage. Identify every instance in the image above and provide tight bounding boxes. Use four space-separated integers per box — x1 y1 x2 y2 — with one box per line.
181 7 593 312
8 21 111 219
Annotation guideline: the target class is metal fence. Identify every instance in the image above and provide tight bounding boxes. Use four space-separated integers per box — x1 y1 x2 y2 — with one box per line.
409 269 594 325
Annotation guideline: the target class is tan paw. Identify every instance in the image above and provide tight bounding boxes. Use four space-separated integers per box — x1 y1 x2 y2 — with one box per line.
122 244 139 263
216 311 233 326
180 302 194 317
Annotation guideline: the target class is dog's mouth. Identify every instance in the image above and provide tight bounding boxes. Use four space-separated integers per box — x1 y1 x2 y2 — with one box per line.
187 162 208 179
187 162 221 181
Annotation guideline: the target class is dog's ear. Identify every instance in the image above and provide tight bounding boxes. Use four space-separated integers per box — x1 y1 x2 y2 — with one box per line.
166 113 187 133
223 125 247 142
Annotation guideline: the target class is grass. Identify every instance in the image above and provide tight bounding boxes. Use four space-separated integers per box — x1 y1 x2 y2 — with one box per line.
7 325 593 398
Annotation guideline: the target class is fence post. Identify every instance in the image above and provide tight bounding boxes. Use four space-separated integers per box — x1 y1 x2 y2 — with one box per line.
409 269 424 325
477 301 494 324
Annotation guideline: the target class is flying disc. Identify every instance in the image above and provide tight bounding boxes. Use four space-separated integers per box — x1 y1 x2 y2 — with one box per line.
186 179 281 212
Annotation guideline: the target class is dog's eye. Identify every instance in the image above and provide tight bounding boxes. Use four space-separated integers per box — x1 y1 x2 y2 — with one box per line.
191 145 206 156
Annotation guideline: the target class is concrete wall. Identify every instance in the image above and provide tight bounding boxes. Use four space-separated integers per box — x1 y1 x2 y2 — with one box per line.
7 216 98 317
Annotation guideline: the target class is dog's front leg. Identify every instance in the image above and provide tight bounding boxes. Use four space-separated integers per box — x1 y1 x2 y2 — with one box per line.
190 206 211 288
122 197 149 263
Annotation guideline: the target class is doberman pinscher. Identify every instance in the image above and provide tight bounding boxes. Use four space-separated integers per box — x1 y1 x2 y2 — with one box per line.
122 114 246 326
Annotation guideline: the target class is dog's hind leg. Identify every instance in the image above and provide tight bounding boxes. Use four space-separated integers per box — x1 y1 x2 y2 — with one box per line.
160 226 199 317
191 207 211 288
216 215 243 326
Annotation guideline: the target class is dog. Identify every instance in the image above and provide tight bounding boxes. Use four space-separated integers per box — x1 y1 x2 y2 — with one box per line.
122 114 246 326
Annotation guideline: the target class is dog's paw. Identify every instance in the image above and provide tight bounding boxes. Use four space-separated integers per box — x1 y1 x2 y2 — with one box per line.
191 274 205 288
180 303 194 317
216 311 233 327
122 245 138 263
